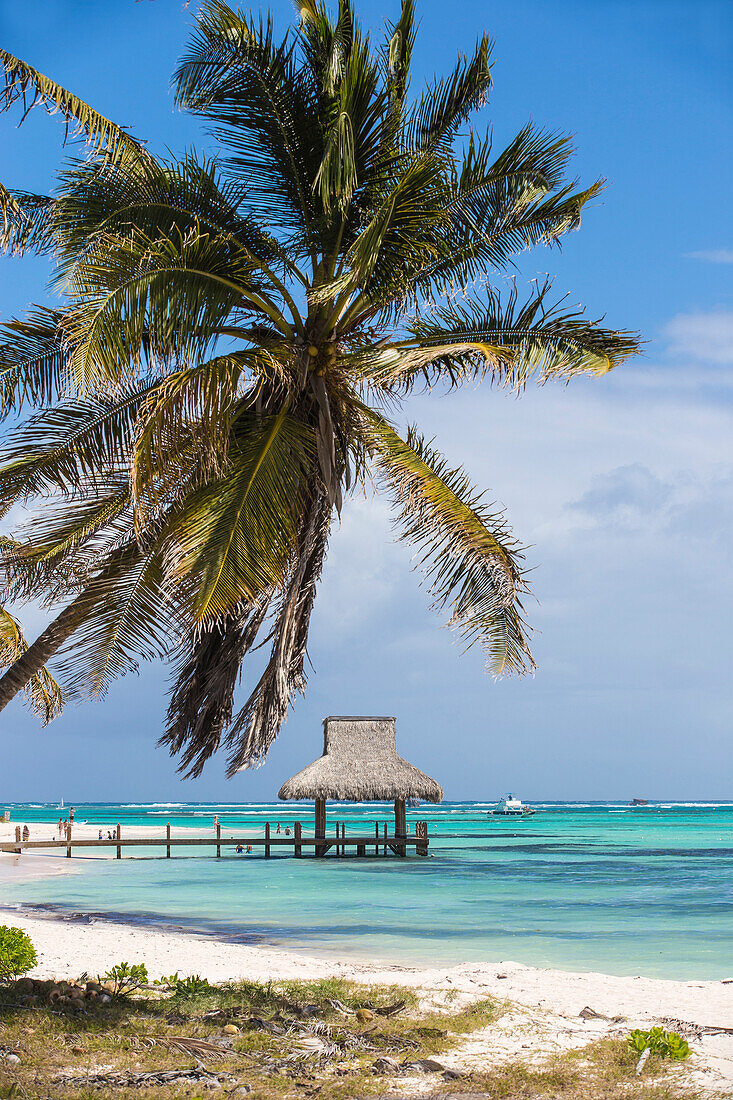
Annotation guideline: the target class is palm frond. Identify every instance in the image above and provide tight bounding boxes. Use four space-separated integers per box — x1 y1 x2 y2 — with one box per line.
400 284 641 389
365 411 534 676
160 592 272 778
54 152 298 286
0 308 68 418
162 407 315 622
223 489 331 773
382 0 416 108
130 351 282 522
0 606 65 722
63 225 285 393
3 484 133 603
0 190 56 256
174 3 322 248
52 540 178 697
0 388 151 515
406 34 492 151
0 180 23 231
0 48 147 165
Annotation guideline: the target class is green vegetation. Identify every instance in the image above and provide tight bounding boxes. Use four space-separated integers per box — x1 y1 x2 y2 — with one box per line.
629 1027 691 1061
158 972 215 998
0 0 638 773
102 962 150 998
0 974 703 1099
0 607 62 723
0 924 37 979
448 1037 703 1100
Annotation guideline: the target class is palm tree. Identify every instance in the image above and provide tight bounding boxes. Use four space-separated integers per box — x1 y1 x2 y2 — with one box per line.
0 0 638 776
0 603 63 723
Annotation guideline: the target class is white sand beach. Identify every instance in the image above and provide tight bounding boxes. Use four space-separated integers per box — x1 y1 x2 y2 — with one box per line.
1 855 731 1094
2 823 732 1095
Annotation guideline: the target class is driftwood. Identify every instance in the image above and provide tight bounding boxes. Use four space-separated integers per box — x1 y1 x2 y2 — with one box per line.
663 1016 733 1038
372 1055 462 1080
135 1035 239 1061
54 1067 237 1088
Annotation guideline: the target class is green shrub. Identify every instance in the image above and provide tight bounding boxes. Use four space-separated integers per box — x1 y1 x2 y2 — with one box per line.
159 972 214 997
0 925 37 980
102 961 149 996
628 1027 690 1060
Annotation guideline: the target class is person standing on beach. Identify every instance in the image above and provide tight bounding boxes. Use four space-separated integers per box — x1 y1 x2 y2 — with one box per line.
213 815 219 829
69 806 75 823
57 817 63 838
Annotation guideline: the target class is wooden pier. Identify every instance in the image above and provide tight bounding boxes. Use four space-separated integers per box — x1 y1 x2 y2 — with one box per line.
0 820 430 860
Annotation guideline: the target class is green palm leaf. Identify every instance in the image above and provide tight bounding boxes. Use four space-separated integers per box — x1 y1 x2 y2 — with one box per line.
51 541 177 697
400 284 640 389
0 309 68 417
0 388 152 514
0 190 56 256
0 48 147 165
0 607 64 722
365 412 534 676
162 408 315 622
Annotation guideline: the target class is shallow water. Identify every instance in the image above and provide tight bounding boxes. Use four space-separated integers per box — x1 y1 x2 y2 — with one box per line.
1 801 731 979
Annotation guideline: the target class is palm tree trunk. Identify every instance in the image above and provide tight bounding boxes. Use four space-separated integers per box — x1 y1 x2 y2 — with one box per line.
0 591 86 716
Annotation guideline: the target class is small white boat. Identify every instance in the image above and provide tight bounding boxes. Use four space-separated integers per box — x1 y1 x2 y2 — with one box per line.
489 794 535 817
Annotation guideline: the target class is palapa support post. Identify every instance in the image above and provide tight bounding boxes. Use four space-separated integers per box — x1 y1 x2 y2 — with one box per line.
294 821 302 857
13 825 21 855
315 797 326 857
374 821 379 856
265 822 271 858
66 824 72 859
116 824 121 859
394 798 407 857
166 823 171 858
216 822 221 858
416 821 429 856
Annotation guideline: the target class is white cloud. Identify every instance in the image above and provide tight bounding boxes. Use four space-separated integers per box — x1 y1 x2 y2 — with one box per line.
663 311 733 364
568 464 672 526
687 249 733 264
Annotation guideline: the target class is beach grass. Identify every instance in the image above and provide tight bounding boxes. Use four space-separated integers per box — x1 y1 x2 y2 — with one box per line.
0 976 708 1099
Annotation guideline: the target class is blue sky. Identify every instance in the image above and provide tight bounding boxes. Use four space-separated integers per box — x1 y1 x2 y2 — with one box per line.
0 0 731 802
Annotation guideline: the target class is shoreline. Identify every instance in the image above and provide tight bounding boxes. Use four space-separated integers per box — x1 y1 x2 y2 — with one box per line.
2 827 733 1093
1 836 730 985
6 903 732 1018
2 906 732 1092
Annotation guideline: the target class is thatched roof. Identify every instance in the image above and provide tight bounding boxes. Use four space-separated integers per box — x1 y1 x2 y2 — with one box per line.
278 716 443 802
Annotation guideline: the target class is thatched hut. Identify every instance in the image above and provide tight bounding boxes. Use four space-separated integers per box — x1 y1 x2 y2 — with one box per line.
278 716 443 848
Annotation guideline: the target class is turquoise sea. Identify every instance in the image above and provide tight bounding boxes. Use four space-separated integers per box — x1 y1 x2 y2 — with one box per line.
1 801 731 981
